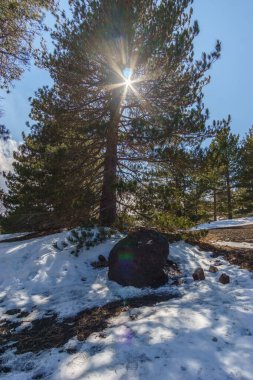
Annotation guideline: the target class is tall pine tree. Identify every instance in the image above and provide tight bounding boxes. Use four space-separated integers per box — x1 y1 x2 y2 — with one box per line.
239 127 253 213
4 0 221 229
37 0 221 225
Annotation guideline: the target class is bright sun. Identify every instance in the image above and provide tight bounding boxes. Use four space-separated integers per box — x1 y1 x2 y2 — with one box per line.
123 67 133 87
124 77 132 87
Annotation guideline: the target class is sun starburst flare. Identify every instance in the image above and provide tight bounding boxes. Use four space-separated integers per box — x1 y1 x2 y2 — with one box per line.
124 76 132 87
100 38 158 113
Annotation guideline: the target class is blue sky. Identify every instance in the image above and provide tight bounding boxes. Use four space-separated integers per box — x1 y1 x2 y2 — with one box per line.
1 0 253 141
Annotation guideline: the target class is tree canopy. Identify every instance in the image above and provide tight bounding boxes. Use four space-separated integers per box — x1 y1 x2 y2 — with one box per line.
5 1 252 232
0 0 56 90
33 0 220 225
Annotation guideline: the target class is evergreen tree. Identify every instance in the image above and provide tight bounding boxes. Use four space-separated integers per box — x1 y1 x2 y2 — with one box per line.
207 117 241 219
0 125 9 220
3 87 101 231
35 0 221 226
239 127 253 213
118 144 212 228
198 125 229 222
0 125 9 140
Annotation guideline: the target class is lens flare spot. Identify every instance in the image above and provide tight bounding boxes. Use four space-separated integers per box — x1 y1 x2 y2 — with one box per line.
123 67 133 86
119 251 134 262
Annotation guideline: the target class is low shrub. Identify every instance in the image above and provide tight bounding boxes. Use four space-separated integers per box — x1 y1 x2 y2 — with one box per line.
52 227 121 256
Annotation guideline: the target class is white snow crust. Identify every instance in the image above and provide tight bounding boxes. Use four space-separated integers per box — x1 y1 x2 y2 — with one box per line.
0 231 253 379
193 216 253 230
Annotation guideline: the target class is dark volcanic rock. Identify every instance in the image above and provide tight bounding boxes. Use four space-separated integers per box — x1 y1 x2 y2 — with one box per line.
98 255 107 263
192 267 205 281
108 229 169 288
219 273 230 284
91 254 108 269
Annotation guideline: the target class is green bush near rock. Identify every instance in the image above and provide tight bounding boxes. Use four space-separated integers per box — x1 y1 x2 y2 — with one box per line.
52 227 120 256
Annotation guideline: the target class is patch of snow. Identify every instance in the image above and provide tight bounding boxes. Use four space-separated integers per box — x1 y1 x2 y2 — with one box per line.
1 235 253 379
0 232 29 241
0 231 176 320
193 216 253 230
214 241 253 249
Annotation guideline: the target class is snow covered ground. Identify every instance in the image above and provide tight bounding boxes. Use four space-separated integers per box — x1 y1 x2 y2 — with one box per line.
0 231 166 320
193 216 253 230
0 232 29 242
214 241 253 249
1 231 253 379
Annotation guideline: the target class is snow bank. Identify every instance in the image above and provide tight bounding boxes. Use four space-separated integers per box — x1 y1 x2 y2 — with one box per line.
193 216 253 230
0 231 176 320
0 232 29 242
1 234 253 379
215 241 253 249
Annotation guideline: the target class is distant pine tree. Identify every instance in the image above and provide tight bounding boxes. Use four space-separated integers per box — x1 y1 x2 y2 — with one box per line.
239 127 253 213
206 117 241 219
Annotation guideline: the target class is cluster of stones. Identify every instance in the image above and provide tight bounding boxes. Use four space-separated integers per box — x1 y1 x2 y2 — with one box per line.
105 229 231 288
192 266 230 284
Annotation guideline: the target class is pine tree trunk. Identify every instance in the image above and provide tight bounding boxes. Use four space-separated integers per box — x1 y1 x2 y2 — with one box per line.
226 171 233 219
213 188 217 221
99 87 121 226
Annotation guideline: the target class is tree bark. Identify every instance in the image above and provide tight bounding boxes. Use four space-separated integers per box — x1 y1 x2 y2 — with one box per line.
99 86 122 226
213 188 217 221
226 170 233 219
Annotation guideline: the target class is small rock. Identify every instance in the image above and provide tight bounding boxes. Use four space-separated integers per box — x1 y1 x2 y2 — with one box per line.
91 255 108 269
91 260 108 269
219 273 230 284
209 265 218 273
192 267 205 281
212 337 218 342
98 255 107 263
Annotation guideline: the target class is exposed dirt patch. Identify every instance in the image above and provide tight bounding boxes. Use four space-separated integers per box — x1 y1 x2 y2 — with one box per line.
0 293 180 355
201 224 253 244
187 224 253 271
